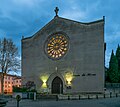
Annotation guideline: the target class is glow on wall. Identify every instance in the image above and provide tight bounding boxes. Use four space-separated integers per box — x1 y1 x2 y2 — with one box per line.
65 71 73 85
40 75 49 88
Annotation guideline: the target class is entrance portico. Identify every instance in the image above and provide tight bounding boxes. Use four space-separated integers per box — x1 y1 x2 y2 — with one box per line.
47 72 66 94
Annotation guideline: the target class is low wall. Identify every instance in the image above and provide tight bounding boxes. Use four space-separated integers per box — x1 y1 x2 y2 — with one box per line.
12 92 27 99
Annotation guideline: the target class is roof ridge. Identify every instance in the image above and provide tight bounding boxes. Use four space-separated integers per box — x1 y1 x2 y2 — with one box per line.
58 16 104 25
22 16 104 41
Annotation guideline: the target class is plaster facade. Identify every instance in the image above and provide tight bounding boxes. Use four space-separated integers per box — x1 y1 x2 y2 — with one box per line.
22 16 105 94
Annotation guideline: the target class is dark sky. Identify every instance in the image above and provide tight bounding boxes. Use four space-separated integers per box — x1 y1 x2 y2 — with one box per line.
0 0 120 67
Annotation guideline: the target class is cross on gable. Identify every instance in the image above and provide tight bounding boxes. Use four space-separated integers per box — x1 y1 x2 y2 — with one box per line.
54 7 59 17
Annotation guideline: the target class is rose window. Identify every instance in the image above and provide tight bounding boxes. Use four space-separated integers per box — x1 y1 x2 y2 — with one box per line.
45 33 69 59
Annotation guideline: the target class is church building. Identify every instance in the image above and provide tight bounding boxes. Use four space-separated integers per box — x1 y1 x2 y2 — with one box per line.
22 7 105 94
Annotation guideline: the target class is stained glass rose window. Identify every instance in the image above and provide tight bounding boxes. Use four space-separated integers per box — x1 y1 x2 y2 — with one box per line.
45 33 69 59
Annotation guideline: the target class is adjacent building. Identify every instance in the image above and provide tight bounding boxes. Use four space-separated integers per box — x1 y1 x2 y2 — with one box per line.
0 73 21 94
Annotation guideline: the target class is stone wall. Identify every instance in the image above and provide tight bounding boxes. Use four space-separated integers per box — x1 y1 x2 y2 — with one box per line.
22 17 105 94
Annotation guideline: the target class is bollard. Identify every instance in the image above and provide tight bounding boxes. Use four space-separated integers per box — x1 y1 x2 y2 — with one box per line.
96 95 98 99
33 92 36 100
68 95 70 100
110 92 112 98
116 93 118 97
56 95 58 101
104 94 105 98
16 95 21 107
114 89 115 93
88 95 90 99
79 95 81 100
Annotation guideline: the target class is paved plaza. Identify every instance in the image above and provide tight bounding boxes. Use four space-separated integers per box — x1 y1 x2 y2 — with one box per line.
6 97 120 107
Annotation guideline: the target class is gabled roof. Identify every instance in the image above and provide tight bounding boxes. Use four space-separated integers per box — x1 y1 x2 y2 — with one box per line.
22 16 105 41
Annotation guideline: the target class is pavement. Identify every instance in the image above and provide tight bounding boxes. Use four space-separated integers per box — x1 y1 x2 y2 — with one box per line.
6 97 120 107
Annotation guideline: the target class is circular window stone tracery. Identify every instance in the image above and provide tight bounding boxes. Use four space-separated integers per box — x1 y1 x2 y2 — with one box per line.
45 33 69 60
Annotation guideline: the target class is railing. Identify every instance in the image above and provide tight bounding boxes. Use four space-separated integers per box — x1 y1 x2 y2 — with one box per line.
58 92 120 100
105 83 120 88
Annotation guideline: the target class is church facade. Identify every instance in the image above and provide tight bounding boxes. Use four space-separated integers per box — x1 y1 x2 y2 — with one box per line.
22 9 105 94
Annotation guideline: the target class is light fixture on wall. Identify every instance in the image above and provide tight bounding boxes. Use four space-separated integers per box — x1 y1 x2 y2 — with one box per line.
42 82 47 88
40 75 49 88
65 72 73 86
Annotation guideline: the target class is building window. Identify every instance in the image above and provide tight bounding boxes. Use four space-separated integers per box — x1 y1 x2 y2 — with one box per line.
4 90 7 93
8 77 10 80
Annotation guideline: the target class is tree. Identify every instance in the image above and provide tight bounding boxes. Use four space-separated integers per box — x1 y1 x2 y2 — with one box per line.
25 81 35 90
0 38 20 95
116 44 120 82
108 50 119 83
116 44 120 70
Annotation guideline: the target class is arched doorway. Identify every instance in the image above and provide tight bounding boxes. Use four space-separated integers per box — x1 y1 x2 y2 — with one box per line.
52 76 63 94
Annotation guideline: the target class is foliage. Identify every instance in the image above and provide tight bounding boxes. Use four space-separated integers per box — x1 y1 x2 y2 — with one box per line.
107 45 120 83
0 38 20 73
0 38 20 94
108 50 119 83
25 81 35 89
13 86 37 92
116 44 120 71
13 86 27 92
13 81 36 92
